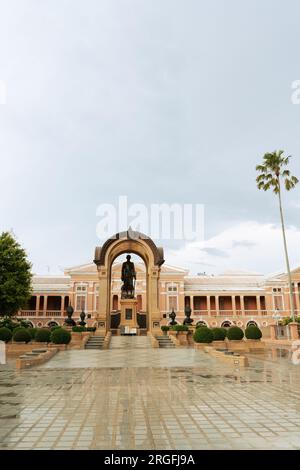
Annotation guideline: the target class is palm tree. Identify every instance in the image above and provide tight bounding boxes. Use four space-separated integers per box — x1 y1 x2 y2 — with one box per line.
256 150 298 321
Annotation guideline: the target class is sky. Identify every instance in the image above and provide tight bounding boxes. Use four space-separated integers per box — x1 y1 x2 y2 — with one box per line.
0 0 300 276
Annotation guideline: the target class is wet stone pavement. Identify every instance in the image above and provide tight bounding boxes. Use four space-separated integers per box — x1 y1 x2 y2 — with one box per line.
1 343 300 450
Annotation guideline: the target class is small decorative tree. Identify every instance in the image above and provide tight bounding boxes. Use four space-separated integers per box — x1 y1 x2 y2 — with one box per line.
0 232 32 318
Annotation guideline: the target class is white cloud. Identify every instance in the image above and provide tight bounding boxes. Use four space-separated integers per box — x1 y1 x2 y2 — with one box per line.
165 221 300 275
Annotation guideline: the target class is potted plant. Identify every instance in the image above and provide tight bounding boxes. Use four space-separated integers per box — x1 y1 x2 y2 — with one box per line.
161 325 170 335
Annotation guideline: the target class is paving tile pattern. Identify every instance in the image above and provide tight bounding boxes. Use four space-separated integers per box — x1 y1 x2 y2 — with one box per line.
0 346 300 450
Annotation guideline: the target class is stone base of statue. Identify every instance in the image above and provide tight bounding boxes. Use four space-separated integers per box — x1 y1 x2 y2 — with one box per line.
119 298 139 334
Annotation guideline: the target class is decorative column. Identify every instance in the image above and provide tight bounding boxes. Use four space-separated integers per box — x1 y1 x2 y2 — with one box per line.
60 296 65 316
96 267 109 333
240 296 245 316
207 296 211 315
256 295 261 315
231 295 236 315
191 295 194 312
36 296 40 316
43 295 48 316
215 295 219 315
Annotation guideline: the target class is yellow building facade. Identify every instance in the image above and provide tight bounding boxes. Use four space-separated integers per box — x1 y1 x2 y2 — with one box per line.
19 260 300 337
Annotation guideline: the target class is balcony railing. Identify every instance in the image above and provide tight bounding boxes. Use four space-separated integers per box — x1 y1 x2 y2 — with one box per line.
193 309 271 317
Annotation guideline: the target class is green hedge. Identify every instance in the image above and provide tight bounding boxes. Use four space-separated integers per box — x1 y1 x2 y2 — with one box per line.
12 328 31 343
72 326 86 332
50 328 71 344
35 328 51 342
245 326 262 340
227 326 244 341
161 325 170 332
193 327 213 343
86 327 96 332
170 324 189 332
0 327 13 342
211 327 227 341
28 328 38 339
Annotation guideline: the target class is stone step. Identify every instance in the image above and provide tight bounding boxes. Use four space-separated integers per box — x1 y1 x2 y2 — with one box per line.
85 336 105 350
155 335 176 348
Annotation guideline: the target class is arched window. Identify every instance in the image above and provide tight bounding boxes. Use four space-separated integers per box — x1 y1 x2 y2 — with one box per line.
196 320 208 327
221 320 232 328
246 321 258 327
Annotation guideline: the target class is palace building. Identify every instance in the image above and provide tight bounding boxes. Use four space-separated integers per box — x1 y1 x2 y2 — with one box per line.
19 246 300 337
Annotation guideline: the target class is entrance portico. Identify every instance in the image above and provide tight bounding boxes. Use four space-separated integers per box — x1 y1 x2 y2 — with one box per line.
93 228 165 334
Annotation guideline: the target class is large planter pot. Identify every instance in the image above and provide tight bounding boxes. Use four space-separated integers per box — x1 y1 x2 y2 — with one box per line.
212 340 227 349
246 339 265 351
168 330 177 337
177 331 189 346
194 342 207 350
226 339 249 352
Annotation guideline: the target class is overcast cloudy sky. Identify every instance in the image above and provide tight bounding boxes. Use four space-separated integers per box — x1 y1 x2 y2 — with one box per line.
0 0 299 275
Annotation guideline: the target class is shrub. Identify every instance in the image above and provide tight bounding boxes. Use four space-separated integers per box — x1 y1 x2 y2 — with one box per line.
0 327 13 342
28 328 37 339
72 326 86 332
86 327 96 332
50 325 61 332
50 328 71 344
12 328 31 343
35 328 51 343
245 326 262 340
0 317 20 331
193 327 213 343
211 327 227 341
170 324 189 332
227 326 244 341
196 323 208 329
161 326 170 332
283 317 293 326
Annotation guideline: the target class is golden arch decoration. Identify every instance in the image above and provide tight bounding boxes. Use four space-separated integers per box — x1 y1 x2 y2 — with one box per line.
94 228 164 333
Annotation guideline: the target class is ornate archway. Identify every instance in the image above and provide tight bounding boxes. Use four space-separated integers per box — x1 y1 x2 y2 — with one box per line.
94 228 164 333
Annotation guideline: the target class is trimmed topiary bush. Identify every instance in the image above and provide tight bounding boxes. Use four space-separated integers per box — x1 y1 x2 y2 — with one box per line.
35 328 51 343
50 328 71 344
211 327 227 341
12 328 31 343
50 325 61 332
28 328 37 340
170 324 189 332
227 326 244 341
0 327 13 342
161 325 170 332
245 326 262 340
193 327 213 343
72 326 86 332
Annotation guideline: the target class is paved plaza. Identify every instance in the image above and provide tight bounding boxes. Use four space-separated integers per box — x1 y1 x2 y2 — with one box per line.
1 338 300 450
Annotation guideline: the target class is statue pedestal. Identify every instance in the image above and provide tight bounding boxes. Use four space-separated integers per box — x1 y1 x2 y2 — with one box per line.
120 298 139 333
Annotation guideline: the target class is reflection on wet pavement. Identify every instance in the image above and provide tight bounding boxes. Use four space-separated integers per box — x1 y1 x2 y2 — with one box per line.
0 347 300 450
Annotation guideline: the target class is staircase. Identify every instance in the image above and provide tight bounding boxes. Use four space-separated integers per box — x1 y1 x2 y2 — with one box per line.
85 336 105 350
156 335 175 348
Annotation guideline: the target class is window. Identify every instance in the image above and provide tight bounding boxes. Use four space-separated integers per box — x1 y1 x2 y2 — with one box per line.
168 295 178 311
76 295 86 311
273 295 284 311
272 288 282 293
76 284 87 292
167 283 178 292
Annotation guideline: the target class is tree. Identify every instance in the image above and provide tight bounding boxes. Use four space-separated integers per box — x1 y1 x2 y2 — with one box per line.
256 150 299 321
0 232 32 317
